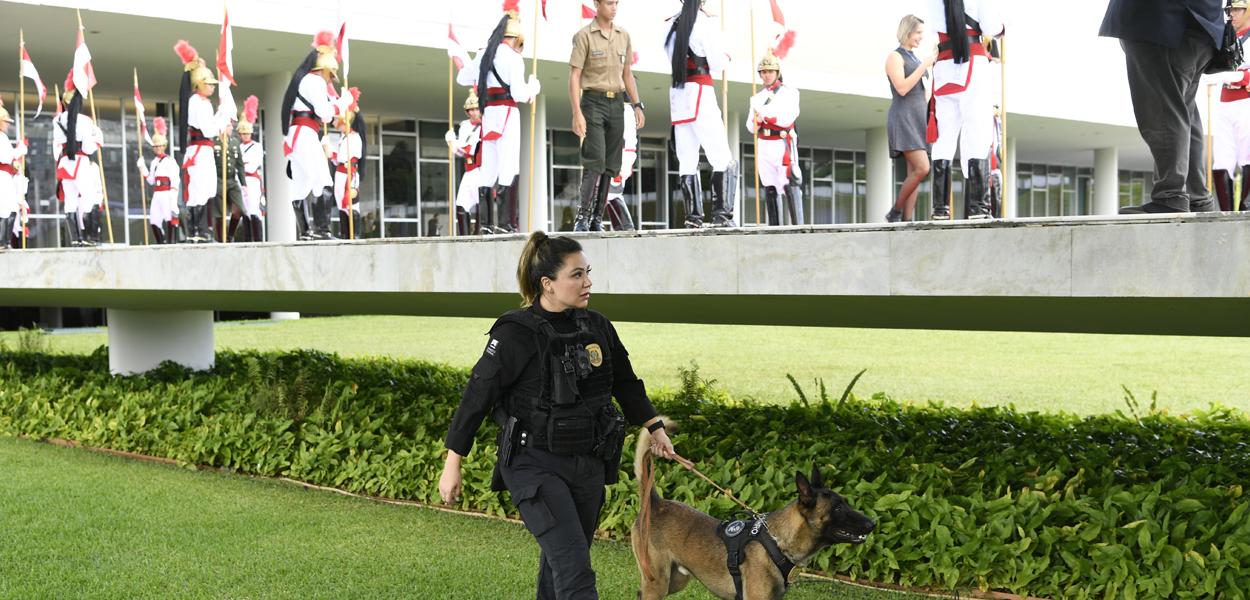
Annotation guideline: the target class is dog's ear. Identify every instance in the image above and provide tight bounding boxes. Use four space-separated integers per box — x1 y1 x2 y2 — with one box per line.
795 471 816 507
810 462 825 489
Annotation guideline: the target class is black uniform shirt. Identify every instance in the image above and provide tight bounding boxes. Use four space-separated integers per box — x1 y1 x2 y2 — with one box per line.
444 304 657 456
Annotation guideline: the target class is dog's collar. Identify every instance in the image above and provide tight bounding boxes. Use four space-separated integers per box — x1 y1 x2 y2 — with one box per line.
718 516 797 600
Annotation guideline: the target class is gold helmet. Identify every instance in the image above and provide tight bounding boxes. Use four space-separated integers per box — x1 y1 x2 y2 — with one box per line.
463 88 480 111
238 95 258 136
236 120 253 135
503 2 525 46
150 116 169 148
1229 0 1249 10
174 40 218 91
312 31 340 80
757 48 781 74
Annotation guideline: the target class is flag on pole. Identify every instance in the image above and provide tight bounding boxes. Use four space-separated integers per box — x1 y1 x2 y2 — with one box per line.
581 2 595 18
337 21 350 80
217 7 236 86
20 43 46 118
71 28 97 94
447 24 468 71
768 0 796 59
133 76 152 145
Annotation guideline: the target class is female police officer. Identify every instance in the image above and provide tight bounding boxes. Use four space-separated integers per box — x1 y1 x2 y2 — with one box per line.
440 231 675 599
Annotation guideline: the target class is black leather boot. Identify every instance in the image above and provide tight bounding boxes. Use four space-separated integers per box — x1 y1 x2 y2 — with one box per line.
149 223 165 245
1241 166 1250 211
456 206 471 236
604 197 636 231
574 170 598 232
931 159 952 220
477 187 494 235
965 158 991 219
764 187 781 226
1214 169 1233 212
65 213 84 247
680 174 702 228
165 221 177 244
495 182 518 233
0 216 13 249
250 216 264 242
784 184 805 226
311 187 335 239
291 199 311 240
82 206 100 246
710 170 737 227
590 173 611 232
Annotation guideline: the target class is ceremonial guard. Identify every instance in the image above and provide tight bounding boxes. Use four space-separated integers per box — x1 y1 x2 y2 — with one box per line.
457 1 542 234
326 89 364 239
237 95 265 241
137 117 179 244
928 0 1003 220
746 48 803 226
1209 0 1250 211
665 0 738 228
602 99 637 231
281 31 354 240
174 40 234 242
447 89 485 235
0 104 28 249
53 80 104 247
569 0 645 232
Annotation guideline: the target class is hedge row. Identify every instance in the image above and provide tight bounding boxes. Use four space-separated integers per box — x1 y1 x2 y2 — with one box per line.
0 348 1247 598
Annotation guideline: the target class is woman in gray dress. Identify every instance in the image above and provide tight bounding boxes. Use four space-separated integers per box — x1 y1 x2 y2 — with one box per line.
885 15 937 222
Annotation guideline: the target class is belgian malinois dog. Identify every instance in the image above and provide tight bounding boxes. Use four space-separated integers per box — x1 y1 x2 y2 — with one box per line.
631 423 876 599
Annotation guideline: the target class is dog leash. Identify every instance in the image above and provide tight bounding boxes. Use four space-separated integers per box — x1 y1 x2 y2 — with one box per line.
671 452 761 517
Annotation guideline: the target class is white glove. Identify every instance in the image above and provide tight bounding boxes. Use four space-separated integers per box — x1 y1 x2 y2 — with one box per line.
137 159 148 176
445 130 457 145
14 175 28 200
14 141 28 157
527 74 542 95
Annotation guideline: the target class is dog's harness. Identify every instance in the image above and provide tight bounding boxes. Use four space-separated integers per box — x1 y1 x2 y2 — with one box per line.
716 516 796 599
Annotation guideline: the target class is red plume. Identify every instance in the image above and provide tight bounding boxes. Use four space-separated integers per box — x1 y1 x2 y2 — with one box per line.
773 30 797 60
348 87 361 112
243 95 259 124
153 116 167 136
502 0 520 12
313 30 335 48
174 40 199 65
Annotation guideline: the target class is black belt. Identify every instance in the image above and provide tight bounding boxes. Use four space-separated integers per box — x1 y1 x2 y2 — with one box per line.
291 110 317 120
937 33 983 54
583 90 624 101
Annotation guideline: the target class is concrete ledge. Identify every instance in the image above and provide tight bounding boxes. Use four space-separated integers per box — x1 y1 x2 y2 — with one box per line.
3 214 1249 336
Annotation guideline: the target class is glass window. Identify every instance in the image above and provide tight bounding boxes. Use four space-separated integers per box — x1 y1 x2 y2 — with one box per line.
382 136 418 219
811 149 833 180
384 221 421 238
552 130 582 167
551 167 580 232
419 161 450 236
834 161 855 224
812 180 833 225
637 147 664 229
382 118 416 133
418 121 451 161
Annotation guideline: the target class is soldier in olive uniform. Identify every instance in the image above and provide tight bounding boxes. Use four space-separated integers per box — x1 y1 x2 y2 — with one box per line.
569 0 646 232
208 121 247 242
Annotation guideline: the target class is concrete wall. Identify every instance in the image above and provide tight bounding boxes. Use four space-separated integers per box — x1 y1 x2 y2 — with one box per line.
4 216 1250 336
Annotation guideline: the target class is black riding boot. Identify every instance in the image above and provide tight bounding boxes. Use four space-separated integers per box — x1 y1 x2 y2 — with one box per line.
1241 166 1250 211
477 187 495 235
83 206 100 246
0 216 14 249
1214 169 1233 212
494 182 519 233
249 216 264 242
680 174 703 228
965 158 991 220
455 206 472 236
65 213 84 247
710 170 736 227
604 197 636 231
764 187 781 226
574 170 599 232
590 173 611 232
149 223 165 245
931 159 952 220
784 184 805 226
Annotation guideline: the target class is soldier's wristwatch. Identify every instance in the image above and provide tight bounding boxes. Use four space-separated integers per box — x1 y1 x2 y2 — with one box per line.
632 101 646 112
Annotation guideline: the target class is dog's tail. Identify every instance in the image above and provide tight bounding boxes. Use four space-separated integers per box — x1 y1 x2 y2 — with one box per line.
634 418 671 582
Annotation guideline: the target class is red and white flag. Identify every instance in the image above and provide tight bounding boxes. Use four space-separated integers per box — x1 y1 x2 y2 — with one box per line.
71 28 97 94
768 0 796 59
337 21 350 80
447 24 468 71
217 8 236 86
581 2 595 19
541 0 548 20
20 43 46 118
133 76 152 145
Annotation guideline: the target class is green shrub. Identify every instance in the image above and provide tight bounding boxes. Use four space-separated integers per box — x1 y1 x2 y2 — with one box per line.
0 348 1247 598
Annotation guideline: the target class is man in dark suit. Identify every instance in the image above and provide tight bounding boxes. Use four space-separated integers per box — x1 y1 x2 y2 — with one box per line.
1101 0 1224 213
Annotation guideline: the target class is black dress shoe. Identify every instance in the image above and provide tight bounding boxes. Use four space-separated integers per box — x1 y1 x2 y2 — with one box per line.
885 208 902 223
1119 202 1186 214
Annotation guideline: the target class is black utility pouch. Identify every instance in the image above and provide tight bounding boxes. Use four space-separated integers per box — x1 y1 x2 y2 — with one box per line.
547 404 595 455
594 404 627 482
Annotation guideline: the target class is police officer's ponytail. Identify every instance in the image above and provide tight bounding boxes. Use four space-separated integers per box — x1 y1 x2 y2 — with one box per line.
517 231 583 307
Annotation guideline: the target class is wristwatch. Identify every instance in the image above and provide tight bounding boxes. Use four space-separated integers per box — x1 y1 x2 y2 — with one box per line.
632 101 646 111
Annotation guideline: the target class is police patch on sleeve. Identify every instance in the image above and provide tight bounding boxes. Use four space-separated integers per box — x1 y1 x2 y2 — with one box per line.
585 343 603 368
485 338 500 357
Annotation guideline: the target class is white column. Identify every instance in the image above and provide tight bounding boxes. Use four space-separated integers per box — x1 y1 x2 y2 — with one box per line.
107 310 214 374
866 127 892 222
520 94 549 232
1094 147 1120 216
1003 136 1018 219
263 71 298 320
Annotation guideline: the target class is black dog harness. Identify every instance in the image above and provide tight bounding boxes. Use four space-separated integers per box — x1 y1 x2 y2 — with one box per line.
716 517 796 600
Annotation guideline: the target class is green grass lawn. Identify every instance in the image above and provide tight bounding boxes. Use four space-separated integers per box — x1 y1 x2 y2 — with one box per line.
4 315 1249 416
0 436 925 600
